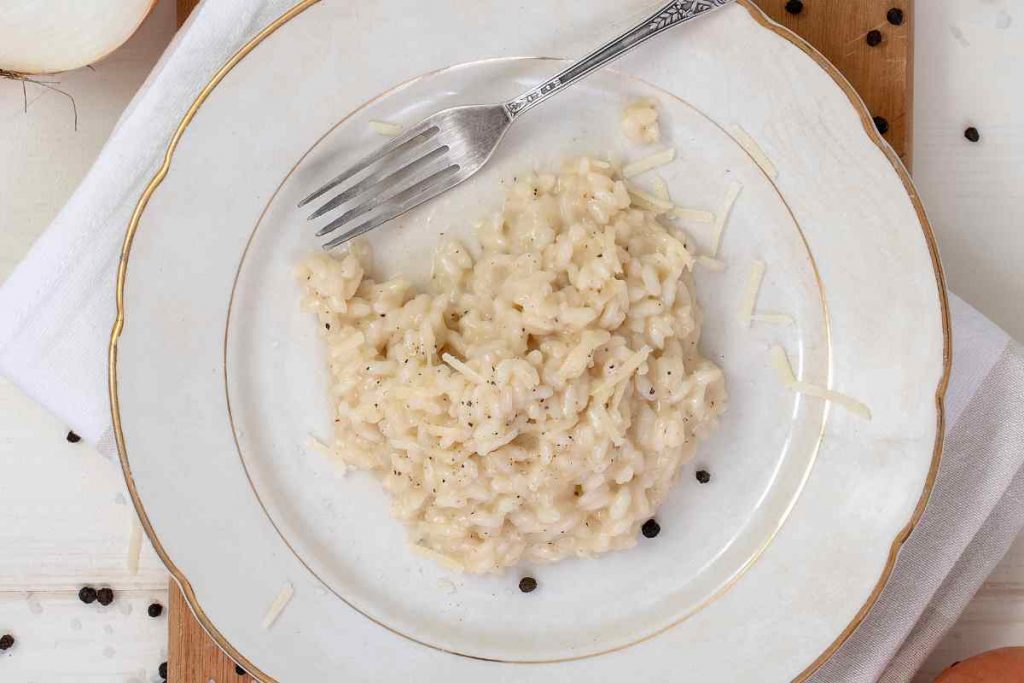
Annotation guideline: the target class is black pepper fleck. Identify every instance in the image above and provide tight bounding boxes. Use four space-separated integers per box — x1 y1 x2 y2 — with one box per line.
964 126 981 142
886 7 904 25
66 430 81 443
0 634 14 651
147 602 163 618
96 587 114 606
158 661 168 679
236 664 248 676
784 0 803 15
866 29 883 46
873 116 890 135
696 469 711 484
518 576 538 593
641 518 661 538
78 586 97 604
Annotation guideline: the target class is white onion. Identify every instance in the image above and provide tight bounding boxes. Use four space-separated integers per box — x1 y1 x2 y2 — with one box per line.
0 0 156 74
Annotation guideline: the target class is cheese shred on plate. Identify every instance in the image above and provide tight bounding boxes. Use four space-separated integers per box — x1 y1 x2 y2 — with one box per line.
625 182 674 213
652 175 670 201
729 124 779 179
623 148 676 178
672 206 715 224
626 182 714 224
370 120 403 136
770 346 872 420
710 182 742 255
261 583 295 630
737 260 766 327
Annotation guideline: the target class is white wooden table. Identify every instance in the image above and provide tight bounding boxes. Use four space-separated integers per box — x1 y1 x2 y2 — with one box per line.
1 1 1021 680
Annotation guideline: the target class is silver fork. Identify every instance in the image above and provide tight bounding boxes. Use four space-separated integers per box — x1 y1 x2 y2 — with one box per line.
300 0 735 249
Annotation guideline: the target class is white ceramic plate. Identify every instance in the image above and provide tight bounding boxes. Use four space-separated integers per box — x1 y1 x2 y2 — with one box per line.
111 1 950 681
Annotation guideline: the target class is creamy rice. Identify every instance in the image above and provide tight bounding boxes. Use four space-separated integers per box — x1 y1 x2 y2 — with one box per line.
621 98 661 144
298 157 726 573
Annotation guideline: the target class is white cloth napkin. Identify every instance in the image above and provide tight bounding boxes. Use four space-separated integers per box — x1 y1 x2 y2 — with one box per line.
1 3 1021 681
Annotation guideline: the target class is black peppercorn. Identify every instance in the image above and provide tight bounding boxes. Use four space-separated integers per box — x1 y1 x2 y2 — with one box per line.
78 586 97 604
158 661 167 679
641 519 661 538
96 587 114 606
866 29 883 46
887 7 904 26
873 116 890 135
784 0 803 15
147 602 163 618
696 469 711 484
66 430 81 443
964 127 980 143
0 634 14 651
236 664 248 676
518 576 538 593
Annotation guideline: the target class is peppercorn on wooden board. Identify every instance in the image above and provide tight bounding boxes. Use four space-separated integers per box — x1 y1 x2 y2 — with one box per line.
169 0 913 678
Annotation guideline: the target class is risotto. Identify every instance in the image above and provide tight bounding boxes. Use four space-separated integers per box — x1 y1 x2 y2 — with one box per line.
298 157 726 573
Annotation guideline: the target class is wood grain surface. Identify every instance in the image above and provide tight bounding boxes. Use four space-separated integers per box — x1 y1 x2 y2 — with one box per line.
176 0 201 27
169 586 254 681
169 0 914 679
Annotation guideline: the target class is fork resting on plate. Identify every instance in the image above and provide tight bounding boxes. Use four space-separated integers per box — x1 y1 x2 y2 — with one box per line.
299 0 734 249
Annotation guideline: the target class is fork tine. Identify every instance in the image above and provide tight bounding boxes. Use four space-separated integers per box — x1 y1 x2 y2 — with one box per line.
297 122 439 208
322 167 463 250
308 145 449 223
315 158 457 238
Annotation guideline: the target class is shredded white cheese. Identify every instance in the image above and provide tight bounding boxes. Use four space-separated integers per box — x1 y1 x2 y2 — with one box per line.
369 120 403 136
623 148 676 178
441 352 485 384
770 345 796 384
411 543 465 572
770 346 872 419
737 260 766 327
593 345 651 396
627 182 714 224
697 255 727 272
750 313 794 325
671 206 715 224
652 175 670 201
126 515 142 575
261 583 295 630
710 182 742 255
730 124 779 179
625 182 674 213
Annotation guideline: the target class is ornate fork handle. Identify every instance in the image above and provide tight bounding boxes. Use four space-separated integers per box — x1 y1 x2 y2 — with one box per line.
504 0 733 118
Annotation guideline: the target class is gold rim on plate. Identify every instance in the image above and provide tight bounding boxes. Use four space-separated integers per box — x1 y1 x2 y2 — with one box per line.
108 2 951 681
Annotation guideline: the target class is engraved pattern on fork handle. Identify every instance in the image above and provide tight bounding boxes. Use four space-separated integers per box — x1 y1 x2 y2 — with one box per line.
504 0 733 118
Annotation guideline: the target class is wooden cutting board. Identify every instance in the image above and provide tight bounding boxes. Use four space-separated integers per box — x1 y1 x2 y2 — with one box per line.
167 1 912 680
